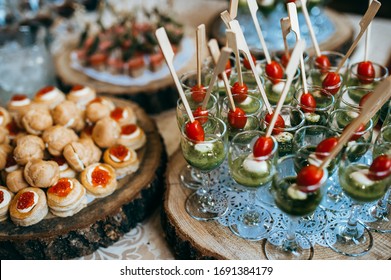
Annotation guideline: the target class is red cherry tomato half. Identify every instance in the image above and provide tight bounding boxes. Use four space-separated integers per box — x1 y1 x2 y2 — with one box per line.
253 136 274 158
228 107 247 129
368 155 391 181
315 137 339 159
185 120 205 141
300 93 317 113
297 165 324 192
344 123 366 141
359 92 373 108
280 53 290 68
231 82 248 103
315 55 331 72
243 54 256 70
265 60 284 84
357 61 375 84
190 85 206 103
192 106 208 125
265 112 285 135
322 72 341 95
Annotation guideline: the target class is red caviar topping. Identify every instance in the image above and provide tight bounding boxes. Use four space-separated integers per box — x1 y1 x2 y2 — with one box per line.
17 192 35 210
72 85 85 91
48 178 73 197
11 94 28 101
5 154 17 168
36 86 55 97
109 145 129 161
91 166 111 187
121 124 137 135
52 156 67 166
110 107 125 121
0 191 4 204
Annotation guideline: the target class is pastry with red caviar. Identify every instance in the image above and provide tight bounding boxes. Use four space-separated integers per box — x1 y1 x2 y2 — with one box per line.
117 124 146 150
47 178 87 217
4 120 24 141
85 97 115 123
9 187 48 226
42 125 78 156
52 156 77 178
67 85 96 109
92 117 120 148
13 135 45 165
24 159 60 188
21 107 53 135
103 144 140 178
6 169 29 193
33 86 66 109
7 95 32 126
51 100 84 131
0 186 14 222
0 107 11 127
80 163 117 197
110 106 137 126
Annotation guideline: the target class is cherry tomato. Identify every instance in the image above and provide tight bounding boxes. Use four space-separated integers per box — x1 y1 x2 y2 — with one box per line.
219 60 232 80
368 155 391 181
315 137 339 159
300 93 317 113
243 54 256 70
228 107 247 129
265 60 284 84
253 136 274 158
322 72 341 95
296 165 324 192
231 82 248 103
344 123 366 141
190 85 206 103
265 112 285 135
185 120 205 141
280 53 290 68
359 92 373 108
357 61 375 84
315 55 331 72
192 106 208 124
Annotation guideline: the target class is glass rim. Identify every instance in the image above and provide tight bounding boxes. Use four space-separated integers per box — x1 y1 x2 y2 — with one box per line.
340 86 373 109
176 93 218 111
260 105 306 132
328 108 374 134
350 61 389 81
293 124 338 143
181 116 227 144
294 86 335 111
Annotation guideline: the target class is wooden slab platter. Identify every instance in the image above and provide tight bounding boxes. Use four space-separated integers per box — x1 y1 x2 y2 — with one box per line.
54 36 196 115
162 149 391 260
0 98 167 260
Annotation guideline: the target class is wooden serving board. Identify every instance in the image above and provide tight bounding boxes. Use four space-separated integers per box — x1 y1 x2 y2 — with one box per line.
162 149 391 260
0 98 167 260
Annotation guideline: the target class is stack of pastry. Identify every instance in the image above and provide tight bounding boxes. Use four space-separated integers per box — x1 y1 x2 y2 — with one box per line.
0 85 147 227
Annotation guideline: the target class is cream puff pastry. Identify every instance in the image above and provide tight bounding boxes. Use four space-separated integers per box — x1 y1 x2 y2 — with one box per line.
51 100 84 131
6 169 29 193
0 186 14 222
7 94 32 125
0 144 12 170
117 124 146 150
52 156 77 178
34 86 66 109
0 107 11 127
42 125 78 156
13 135 45 165
92 117 120 148
110 106 137 126
21 107 53 135
24 159 60 188
63 141 91 172
67 85 96 109
9 187 48 227
85 97 115 123
47 178 87 217
80 163 117 198
0 127 9 145
103 144 139 179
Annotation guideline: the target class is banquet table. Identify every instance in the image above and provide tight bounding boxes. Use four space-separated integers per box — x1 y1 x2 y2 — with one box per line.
77 1 391 260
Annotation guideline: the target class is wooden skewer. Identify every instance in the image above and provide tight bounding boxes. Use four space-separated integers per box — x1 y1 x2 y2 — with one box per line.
280 17 291 59
201 47 233 110
221 10 232 29
299 0 321 57
196 24 206 87
336 0 381 73
208 39 236 111
227 19 273 114
229 0 239 21
364 0 373 61
226 30 244 86
287 3 308 95
266 40 306 137
156 27 195 123
247 0 271 64
320 76 391 169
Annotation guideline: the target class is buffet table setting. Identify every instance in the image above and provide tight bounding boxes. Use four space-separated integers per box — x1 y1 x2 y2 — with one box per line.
0 0 390 261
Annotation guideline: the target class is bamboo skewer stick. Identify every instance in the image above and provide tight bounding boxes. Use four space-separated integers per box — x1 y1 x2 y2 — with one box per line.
266 40 306 138
299 0 321 57
364 0 373 61
196 24 206 87
280 17 291 59
226 30 244 86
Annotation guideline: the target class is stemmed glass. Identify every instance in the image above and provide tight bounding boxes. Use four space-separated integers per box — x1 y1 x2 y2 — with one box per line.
324 143 391 257
180 116 229 221
262 69 300 106
264 155 328 260
228 130 277 240
347 61 389 89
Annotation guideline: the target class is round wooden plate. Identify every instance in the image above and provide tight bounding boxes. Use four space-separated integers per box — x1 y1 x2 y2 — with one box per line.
0 98 167 260
162 149 391 260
